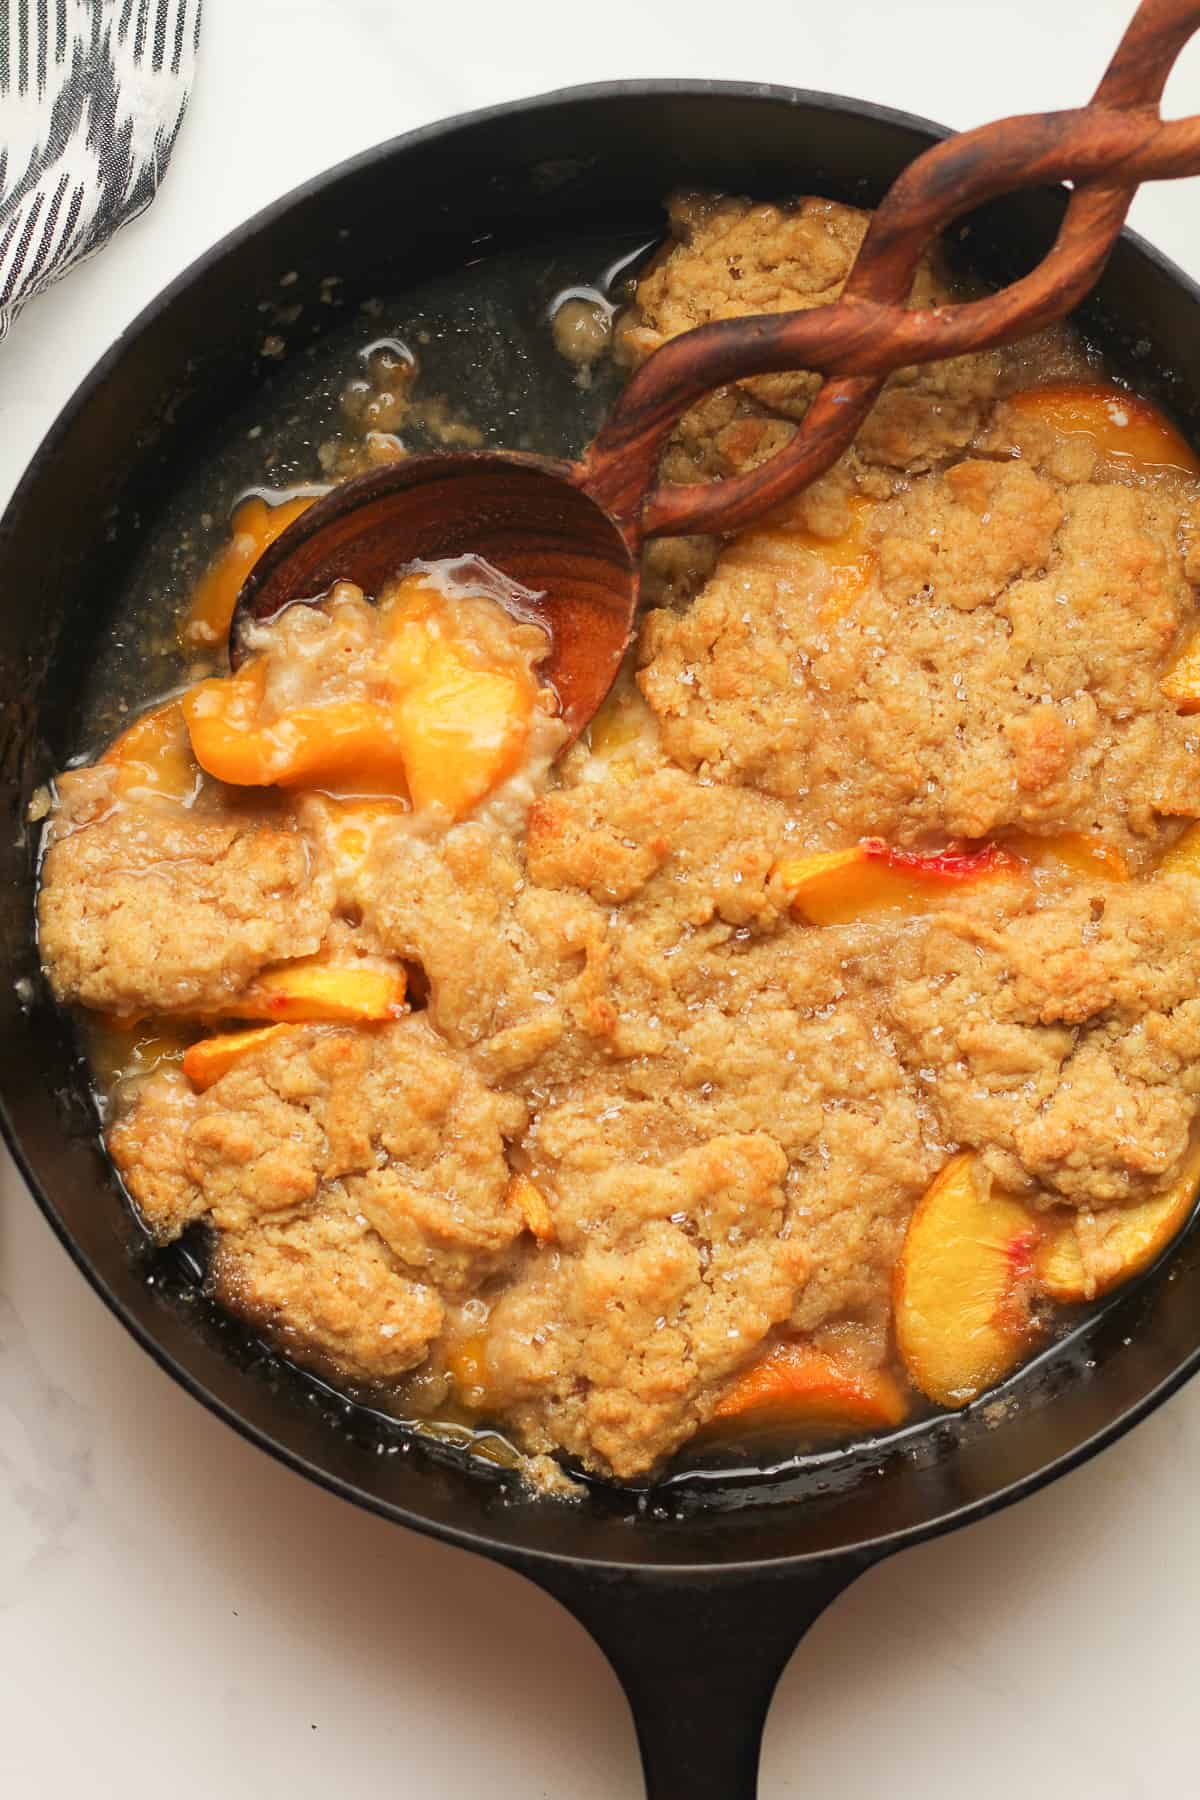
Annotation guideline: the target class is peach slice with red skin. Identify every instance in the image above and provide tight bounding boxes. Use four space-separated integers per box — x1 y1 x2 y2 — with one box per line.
775 839 1020 926
868 842 1020 881
109 960 406 1034
181 962 406 1085
894 1153 1041 1408
229 961 406 1024
710 1342 909 1436
1036 1136 1200 1303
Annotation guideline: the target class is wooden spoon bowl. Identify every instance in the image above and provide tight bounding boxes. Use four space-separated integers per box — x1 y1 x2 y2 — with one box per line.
233 452 636 737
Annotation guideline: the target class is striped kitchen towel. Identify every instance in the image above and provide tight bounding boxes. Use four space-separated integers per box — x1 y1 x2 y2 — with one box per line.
0 0 201 337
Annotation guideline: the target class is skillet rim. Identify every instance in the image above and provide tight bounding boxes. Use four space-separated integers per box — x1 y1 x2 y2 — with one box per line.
5 75 1200 1579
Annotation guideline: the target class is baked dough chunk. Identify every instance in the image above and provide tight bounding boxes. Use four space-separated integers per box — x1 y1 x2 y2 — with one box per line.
485 1133 807 1479
39 766 336 1015
639 460 1200 857
109 1018 527 1381
889 876 1200 1206
626 192 1004 487
214 1205 444 1383
527 763 791 925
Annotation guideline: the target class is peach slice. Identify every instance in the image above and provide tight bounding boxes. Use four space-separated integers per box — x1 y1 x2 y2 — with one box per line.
797 499 877 626
722 495 877 626
183 580 537 817
184 676 415 795
182 1024 292 1090
1161 634 1200 713
389 646 534 815
446 1332 492 1413
1009 831 1129 882
507 1172 555 1243
314 796 408 869
383 579 538 812
102 700 198 803
230 961 406 1024
587 679 659 774
776 839 1020 926
1156 823 1200 880
894 1153 1041 1407
1004 382 1200 478
774 846 866 915
710 1343 909 1435
184 686 350 790
184 493 316 649
1036 1137 1200 1303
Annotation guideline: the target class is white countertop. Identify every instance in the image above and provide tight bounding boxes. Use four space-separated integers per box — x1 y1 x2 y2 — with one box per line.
3 2 1200 1794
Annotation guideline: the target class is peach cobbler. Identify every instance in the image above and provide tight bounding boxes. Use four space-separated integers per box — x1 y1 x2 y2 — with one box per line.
36 194 1200 1489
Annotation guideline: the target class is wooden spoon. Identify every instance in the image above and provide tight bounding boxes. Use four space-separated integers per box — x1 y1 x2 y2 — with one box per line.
232 0 1200 737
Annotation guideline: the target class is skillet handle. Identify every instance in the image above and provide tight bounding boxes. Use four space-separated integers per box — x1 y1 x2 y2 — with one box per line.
526 1560 864 1800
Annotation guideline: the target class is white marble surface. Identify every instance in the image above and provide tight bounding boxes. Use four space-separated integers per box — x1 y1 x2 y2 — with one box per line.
3 2 1200 1794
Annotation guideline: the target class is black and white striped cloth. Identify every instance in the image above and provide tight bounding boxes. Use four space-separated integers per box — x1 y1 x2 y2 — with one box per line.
0 0 201 337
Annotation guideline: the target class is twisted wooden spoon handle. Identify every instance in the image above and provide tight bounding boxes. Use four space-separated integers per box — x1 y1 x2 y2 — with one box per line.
583 0 1200 542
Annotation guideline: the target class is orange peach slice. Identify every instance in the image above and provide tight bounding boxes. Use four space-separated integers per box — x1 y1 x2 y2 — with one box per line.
894 1153 1041 1407
1036 1137 1200 1303
184 493 316 649
446 1332 491 1412
183 589 536 817
390 646 533 815
1156 823 1200 880
774 846 866 913
776 840 1020 926
1009 831 1129 882
710 1343 909 1435
507 1172 555 1243
587 679 659 775
184 676 415 795
323 797 407 870
102 700 198 803
722 495 877 626
1161 634 1200 713
1004 382 1200 478
231 962 406 1024
182 1024 292 1090
796 498 877 626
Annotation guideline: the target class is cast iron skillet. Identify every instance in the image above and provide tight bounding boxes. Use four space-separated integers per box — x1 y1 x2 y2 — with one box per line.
4 83 1200 1800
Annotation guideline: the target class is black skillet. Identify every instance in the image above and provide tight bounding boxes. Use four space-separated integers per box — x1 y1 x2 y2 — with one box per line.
4 82 1200 1800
